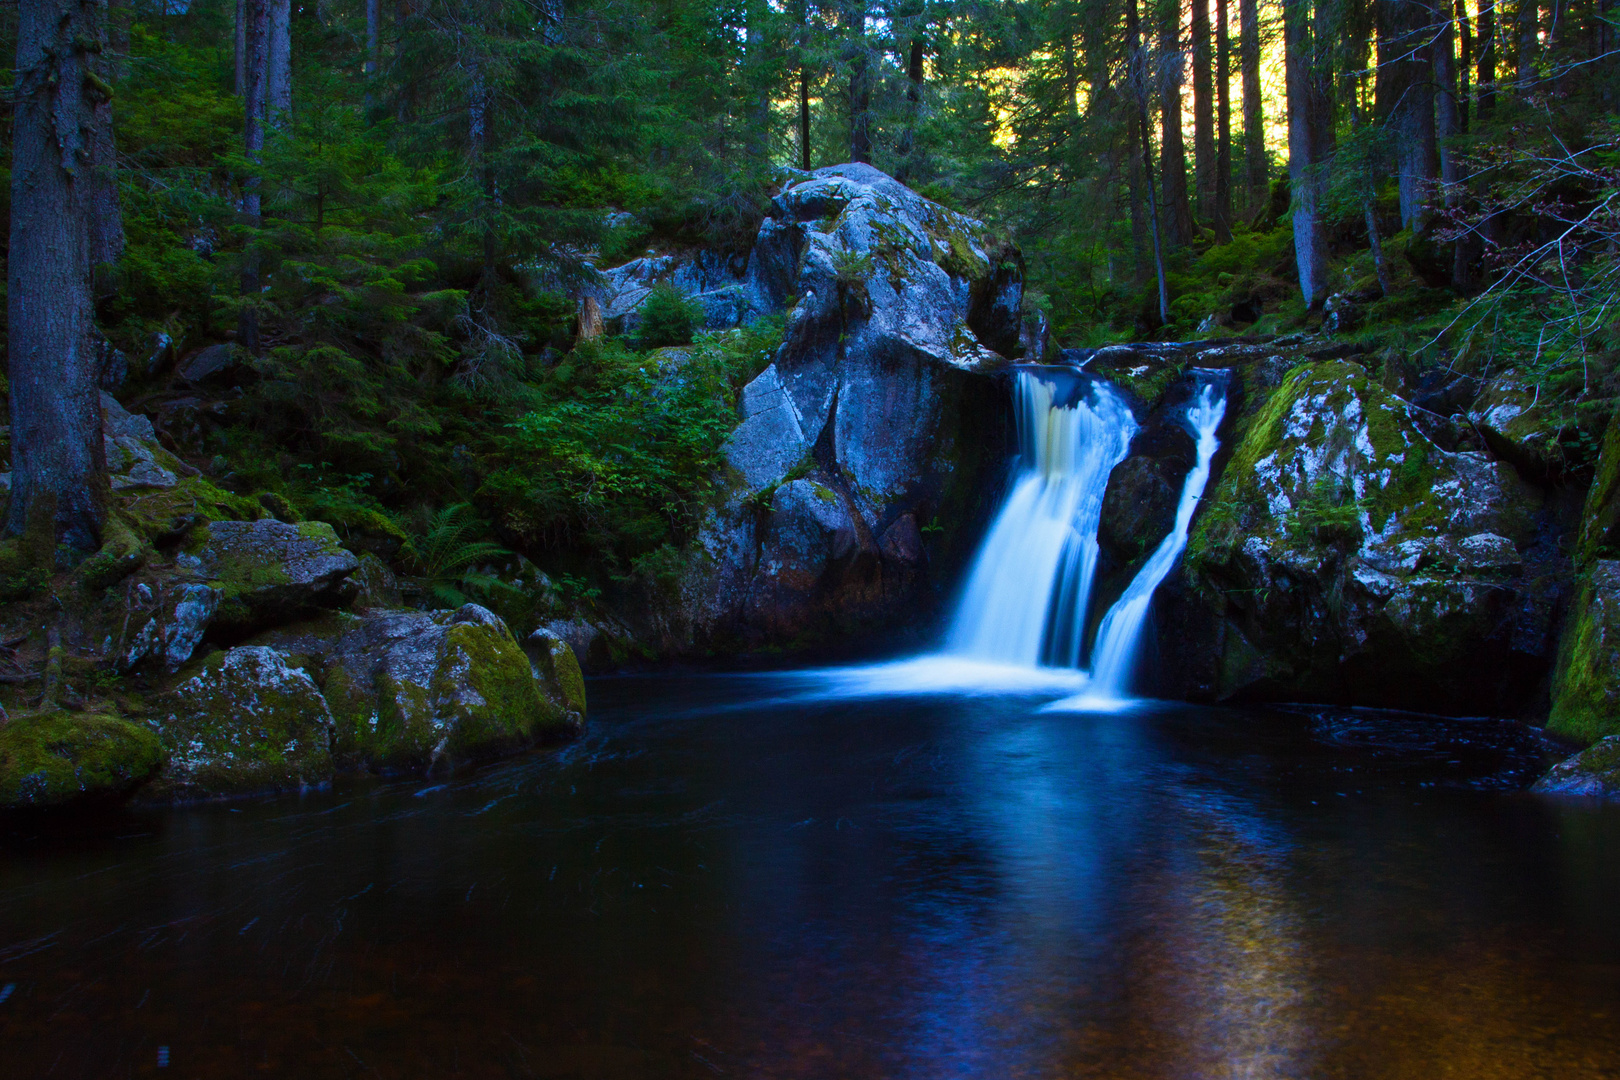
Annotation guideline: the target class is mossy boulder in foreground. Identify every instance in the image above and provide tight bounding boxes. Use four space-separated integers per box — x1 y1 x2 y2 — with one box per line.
153 645 336 799
0 712 165 808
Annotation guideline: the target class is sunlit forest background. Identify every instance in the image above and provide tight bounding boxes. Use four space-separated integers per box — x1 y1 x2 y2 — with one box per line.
0 0 1612 607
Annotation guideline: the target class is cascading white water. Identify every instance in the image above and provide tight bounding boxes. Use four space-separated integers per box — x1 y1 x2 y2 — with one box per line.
947 371 1137 667
1081 377 1228 701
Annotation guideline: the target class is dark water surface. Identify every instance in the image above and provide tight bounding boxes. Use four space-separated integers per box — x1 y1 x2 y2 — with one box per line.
4 673 1620 1078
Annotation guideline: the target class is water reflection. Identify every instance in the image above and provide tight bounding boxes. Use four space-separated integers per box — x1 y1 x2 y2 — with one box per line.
0 674 1617 1078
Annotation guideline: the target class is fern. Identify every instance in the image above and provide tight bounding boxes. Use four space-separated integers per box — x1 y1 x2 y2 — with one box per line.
404 504 512 606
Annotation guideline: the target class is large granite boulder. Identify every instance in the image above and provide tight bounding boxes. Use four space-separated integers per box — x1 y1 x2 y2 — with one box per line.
193 519 360 632
152 646 336 799
258 603 577 772
1183 359 1559 713
1547 560 1620 744
0 711 165 808
682 164 1019 650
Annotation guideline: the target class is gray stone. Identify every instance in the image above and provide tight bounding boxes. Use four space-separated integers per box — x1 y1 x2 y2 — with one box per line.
726 364 810 490
154 646 336 798
178 343 241 383
199 520 361 629
112 461 179 491
1533 735 1620 798
121 583 223 673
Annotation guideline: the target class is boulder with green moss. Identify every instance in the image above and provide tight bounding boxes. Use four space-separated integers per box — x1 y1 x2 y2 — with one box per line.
152 645 336 799
195 519 360 633
1184 359 1555 712
0 711 166 808
1547 560 1620 744
1533 735 1620 798
256 603 578 773
523 628 587 725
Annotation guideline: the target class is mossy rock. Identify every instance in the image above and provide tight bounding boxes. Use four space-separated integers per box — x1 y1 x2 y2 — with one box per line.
429 608 560 760
197 519 360 632
1548 561 1620 745
1533 735 1620 798
154 645 336 798
1579 412 1620 568
523 628 588 723
0 711 165 808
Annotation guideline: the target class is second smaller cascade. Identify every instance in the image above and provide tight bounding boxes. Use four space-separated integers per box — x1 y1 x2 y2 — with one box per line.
1080 373 1229 702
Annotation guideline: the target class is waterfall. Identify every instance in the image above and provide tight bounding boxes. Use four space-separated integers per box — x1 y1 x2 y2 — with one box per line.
1081 375 1228 701
947 370 1137 667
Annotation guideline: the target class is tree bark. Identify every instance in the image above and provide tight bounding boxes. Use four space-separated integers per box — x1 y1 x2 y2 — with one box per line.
267 0 292 125
240 0 268 354
1130 0 1171 322
846 1 872 164
1376 0 1438 231
1192 0 1216 220
1285 0 1332 308
1215 0 1233 242
1240 0 1267 216
1456 0 1472 132
800 66 812 170
469 63 497 288
235 0 247 96
895 36 925 179
366 0 380 75
1477 0 1496 115
89 0 124 276
1515 0 1538 88
6 0 114 555
1157 0 1195 247
1365 199 1393 295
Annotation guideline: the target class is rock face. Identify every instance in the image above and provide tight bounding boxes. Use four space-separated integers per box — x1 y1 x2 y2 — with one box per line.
0 712 165 808
1533 735 1620 798
197 519 361 632
590 249 772 334
1182 359 1558 713
678 164 1020 651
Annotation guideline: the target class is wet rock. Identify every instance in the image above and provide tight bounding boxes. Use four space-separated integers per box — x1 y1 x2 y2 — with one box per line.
121 582 222 672
1184 359 1553 713
350 553 402 610
1548 560 1620 744
259 604 575 772
153 646 335 799
1467 373 1569 485
685 164 1015 650
1533 735 1620 798
0 712 165 808
523 628 588 725
199 519 360 633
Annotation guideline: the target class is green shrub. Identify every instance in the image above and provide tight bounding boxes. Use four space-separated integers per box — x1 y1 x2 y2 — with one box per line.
635 283 705 350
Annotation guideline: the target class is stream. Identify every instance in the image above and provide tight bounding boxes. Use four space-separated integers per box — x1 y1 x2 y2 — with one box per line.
3 672 1619 1078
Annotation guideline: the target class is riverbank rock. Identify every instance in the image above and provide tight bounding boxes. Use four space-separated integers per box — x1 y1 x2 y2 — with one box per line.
0 712 165 809
1533 735 1620 798
152 646 336 799
1184 359 1556 713
258 603 577 773
679 164 1018 651
1547 560 1620 744
194 519 360 633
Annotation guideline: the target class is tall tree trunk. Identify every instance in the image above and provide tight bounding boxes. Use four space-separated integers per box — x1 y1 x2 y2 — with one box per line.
6 0 113 554
267 0 292 124
1436 9 1472 289
1285 0 1333 308
1128 109 1149 280
1192 0 1216 220
1477 0 1497 114
1365 198 1393 295
895 36 924 179
240 0 267 354
235 0 247 96
1377 0 1438 230
469 63 497 289
800 67 812 170
1240 0 1267 215
1515 0 1539 87
847 2 872 164
1157 0 1195 247
1456 0 1472 132
1215 0 1233 242
366 0 380 74
1130 0 1171 322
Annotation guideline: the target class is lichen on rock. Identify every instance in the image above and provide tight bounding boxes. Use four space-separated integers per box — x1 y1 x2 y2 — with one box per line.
1533 734 1620 798
153 645 336 799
